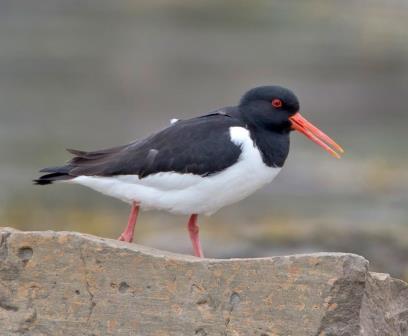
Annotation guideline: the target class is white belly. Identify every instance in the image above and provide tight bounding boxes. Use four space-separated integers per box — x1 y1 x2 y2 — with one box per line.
70 127 281 215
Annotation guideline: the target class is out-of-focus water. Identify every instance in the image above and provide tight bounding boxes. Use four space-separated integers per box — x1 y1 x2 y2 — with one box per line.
0 1 407 279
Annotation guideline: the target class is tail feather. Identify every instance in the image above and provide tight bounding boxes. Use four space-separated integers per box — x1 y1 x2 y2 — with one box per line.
39 165 71 174
35 145 127 185
66 148 87 157
33 172 73 185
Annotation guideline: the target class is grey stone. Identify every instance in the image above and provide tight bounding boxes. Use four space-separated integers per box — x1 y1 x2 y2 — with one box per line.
0 227 406 336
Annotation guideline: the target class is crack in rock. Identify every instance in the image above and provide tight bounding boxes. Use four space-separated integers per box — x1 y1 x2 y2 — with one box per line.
0 231 11 260
0 301 19 312
79 245 96 324
315 276 366 336
224 292 241 335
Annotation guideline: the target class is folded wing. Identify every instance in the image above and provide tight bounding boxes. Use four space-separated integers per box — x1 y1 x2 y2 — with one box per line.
34 112 245 185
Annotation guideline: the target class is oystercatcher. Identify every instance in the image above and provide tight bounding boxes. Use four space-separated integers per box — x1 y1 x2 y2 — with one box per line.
35 86 343 258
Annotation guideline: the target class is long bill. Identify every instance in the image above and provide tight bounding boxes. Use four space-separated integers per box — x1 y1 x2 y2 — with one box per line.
289 112 344 159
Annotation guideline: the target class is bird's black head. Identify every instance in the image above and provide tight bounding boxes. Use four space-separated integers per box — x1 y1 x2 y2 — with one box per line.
239 85 344 159
239 85 300 132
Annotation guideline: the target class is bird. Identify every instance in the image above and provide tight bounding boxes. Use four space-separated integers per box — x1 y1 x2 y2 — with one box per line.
34 85 343 258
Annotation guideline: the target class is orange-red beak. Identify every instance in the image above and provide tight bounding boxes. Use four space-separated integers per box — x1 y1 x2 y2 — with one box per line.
289 113 344 159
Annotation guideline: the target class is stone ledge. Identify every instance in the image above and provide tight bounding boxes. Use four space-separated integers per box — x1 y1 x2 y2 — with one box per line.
0 227 407 336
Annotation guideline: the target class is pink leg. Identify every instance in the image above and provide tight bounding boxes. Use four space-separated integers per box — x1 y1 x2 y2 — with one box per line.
187 214 204 258
118 202 140 242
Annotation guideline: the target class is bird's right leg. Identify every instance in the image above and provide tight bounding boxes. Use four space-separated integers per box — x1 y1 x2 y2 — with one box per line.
118 201 140 243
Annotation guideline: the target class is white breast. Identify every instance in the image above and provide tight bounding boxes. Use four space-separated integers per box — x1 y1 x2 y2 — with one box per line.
71 127 281 215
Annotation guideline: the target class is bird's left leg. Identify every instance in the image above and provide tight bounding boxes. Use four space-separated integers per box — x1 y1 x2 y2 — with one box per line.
118 201 140 242
187 214 204 258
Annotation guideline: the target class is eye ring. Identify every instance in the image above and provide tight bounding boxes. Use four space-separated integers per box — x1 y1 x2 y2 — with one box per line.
272 99 283 108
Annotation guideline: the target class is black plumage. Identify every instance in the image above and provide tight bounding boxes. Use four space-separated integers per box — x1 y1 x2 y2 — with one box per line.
34 113 245 184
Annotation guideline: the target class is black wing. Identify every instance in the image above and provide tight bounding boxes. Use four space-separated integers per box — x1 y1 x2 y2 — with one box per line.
35 112 245 185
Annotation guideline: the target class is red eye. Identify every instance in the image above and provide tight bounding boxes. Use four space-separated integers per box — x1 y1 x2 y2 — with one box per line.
272 99 283 108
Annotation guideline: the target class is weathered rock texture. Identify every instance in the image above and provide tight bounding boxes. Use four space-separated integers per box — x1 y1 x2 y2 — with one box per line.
0 227 407 336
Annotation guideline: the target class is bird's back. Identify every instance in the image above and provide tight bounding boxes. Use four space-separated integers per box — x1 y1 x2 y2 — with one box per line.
35 111 245 184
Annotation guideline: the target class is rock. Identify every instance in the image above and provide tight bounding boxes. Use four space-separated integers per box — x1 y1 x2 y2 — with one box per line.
0 227 407 336
361 272 408 335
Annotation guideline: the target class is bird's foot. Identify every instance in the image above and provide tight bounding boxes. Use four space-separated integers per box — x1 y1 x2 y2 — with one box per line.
118 232 133 243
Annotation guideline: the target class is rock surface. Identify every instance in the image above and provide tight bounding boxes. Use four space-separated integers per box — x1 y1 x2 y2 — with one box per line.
0 227 407 336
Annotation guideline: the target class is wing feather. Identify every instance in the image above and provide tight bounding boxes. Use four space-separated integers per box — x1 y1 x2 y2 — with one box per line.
35 111 245 184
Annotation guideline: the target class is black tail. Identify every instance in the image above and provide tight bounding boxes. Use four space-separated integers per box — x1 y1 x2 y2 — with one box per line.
34 146 125 185
33 165 73 185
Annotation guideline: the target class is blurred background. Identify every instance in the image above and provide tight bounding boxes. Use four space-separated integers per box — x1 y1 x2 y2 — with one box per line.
0 1 407 280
